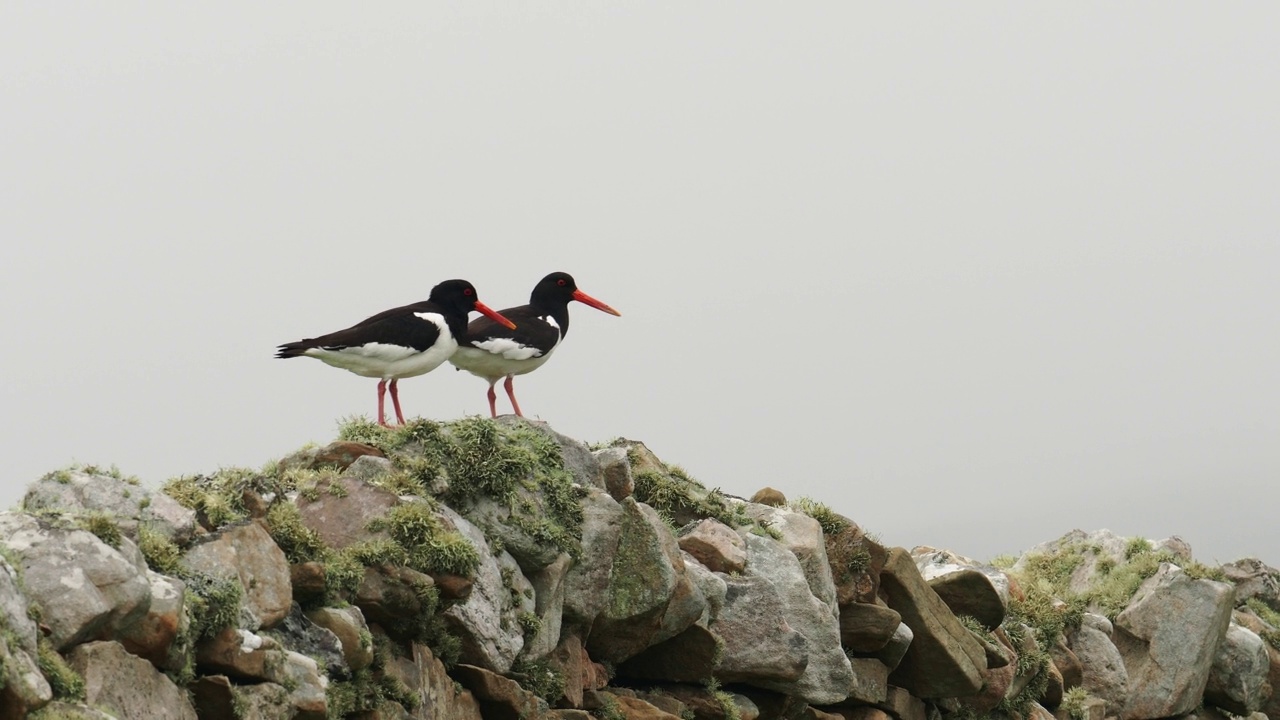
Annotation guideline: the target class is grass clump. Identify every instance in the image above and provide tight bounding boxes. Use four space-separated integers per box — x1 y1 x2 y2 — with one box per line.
592 694 627 720
1246 598 1280 649
76 511 122 549
184 572 244 640
788 497 850 535
37 638 85 701
1059 687 1094 720
265 503 326 564
633 465 752 532
511 658 565 704
137 526 183 575
366 502 480 578
703 678 742 720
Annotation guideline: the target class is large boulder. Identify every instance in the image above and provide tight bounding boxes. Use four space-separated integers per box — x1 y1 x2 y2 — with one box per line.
1233 609 1280 720
523 553 572 662
562 489 625 627
678 519 747 575
495 416 603 490
0 512 151 651
23 467 197 544
67 640 198 720
181 520 292 629
733 533 852 705
880 547 986 698
296 474 400 550
306 605 374 673
739 503 839 613
117 570 190 671
840 602 902 653
380 642 484 720
1222 558 1280 612
1205 620 1272 715
441 507 528 674
912 547 1007 631
0 631 52 719
586 498 691 664
1114 563 1235 720
712 573 809 686
1014 529 1130 596
1066 613 1129 711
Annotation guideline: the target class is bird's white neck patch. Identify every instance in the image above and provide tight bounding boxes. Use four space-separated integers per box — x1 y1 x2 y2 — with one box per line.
414 312 450 337
541 315 559 329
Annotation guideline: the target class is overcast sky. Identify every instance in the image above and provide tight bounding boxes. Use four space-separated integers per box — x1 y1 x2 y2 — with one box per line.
3 3 1277 566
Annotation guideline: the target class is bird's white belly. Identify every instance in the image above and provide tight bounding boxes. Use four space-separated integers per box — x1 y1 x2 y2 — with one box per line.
451 344 555 380
306 336 459 379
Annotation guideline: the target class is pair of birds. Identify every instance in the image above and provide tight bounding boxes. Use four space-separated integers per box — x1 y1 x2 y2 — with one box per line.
276 272 621 426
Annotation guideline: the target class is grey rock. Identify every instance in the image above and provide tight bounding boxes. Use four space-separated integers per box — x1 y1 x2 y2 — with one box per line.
736 533 852 705
0 512 151 651
0 554 38 654
846 657 891 704
1066 612 1129 710
678 519 747 575
1222 557 1280 612
739 502 839 614
586 498 688 664
913 549 1006 631
440 507 526 673
23 467 196 544
306 605 374 673
0 634 52 719
562 488 624 627
840 602 902 652
232 682 294 720
875 622 913 671
495 416 603 489
296 474 400 550
1233 608 1280 720
594 446 634 500
1205 621 1272 715
380 641 484 720
264 602 347 679
117 569 190 671
712 573 809 686
67 640 197 720
523 553 572 661
181 520 291 629
881 547 986 698
1114 563 1235 720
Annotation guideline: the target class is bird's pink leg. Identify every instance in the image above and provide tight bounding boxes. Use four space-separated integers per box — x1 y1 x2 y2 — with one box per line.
504 375 524 417
376 380 389 427
389 379 407 426
487 382 499 419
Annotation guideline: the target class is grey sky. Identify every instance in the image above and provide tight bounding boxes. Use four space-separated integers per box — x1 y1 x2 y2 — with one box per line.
3 4 1277 565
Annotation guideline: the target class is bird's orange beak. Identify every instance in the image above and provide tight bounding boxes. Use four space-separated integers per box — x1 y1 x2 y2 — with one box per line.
572 289 622 317
475 301 518 330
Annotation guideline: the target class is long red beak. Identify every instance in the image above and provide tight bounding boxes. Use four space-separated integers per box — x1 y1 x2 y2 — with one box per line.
572 289 622 316
474 301 518 330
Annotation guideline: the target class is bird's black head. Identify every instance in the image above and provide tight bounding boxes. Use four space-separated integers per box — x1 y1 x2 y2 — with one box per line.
430 279 483 316
530 271 621 316
431 279 518 329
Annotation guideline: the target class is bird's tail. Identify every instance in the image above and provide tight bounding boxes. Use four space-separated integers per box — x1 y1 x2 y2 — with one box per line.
275 341 314 359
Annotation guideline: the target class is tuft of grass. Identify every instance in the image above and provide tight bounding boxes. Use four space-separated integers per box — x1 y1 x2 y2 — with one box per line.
592 694 627 720
788 497 850 535
184 572 244 640
1124 536 1153 559
1060 687 1093 720
366 502 480 578
511 658 565 704
137 525 183 575
265 503 327 565
76 511 122 549
38 638 85 701
1246 598 1280 649
702 678 742 720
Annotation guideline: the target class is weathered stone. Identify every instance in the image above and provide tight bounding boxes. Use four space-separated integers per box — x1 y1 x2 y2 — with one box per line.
182 520 291 629
826 522 886 606
1053 697 1106 720
0 512 151 651
296 475 400 551
23 467 197 544
683 552 729 627
562 489 624 627
118 570 189 671
874 686 926 720
840 602 902 652
1205 620 1272 715
659 685 760 720
291 561 327 605
956 627 1016 714
234 682 294 720
739 503 839 613
1042 656 1065 707
1223 558 1280 612
1233 609 1280 720
453 663 550 720
0 633 52 719
311 441 387 471
1113 563 1234 720
19 702 116 720
356 564 436 629
273 650 329 719
379 641 484 720
307 605 375 672
433 572 475 603
191 675 239 720
828 709 892 720
343 454 398 485
1014 529 1131 597
1153 535 1193 562
265 602 347 679
521 553 571 661
0 555 38 654
67 640 197 720
712 573 808 685
614 695 684 720
749 487 787 507
1066 613 1128 711
618 623 722 683
441 507 526 673
587 498 686 664
874 622 913 671
1049 635 1083 690
920 568 1005 631
679 519 747 575
197 627 279 679
844 657 891 704
880 547 986 698
734 533 852 704
594 446 634 501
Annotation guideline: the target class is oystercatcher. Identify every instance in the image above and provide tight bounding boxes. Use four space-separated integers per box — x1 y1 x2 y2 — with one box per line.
276 279 516 426
449 272 621 417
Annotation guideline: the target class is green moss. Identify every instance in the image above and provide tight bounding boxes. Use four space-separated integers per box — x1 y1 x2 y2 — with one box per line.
1124 536 1153 559
137 526 183 575
511 658 565 704
703 678 742 720
366 502 480 577
38 638 85 701
266 503 326 564
788 497 850 535
76 511 122 549
184 572 244 639
593 694 627 720
517 612 542 642
1246 598 1280 649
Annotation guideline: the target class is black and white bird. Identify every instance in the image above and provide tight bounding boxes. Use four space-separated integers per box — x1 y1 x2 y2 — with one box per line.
276 279 516 426
449 271 621 418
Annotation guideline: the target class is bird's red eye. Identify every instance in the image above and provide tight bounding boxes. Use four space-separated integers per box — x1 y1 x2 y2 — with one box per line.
464 288 474 296
557 279 566 286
